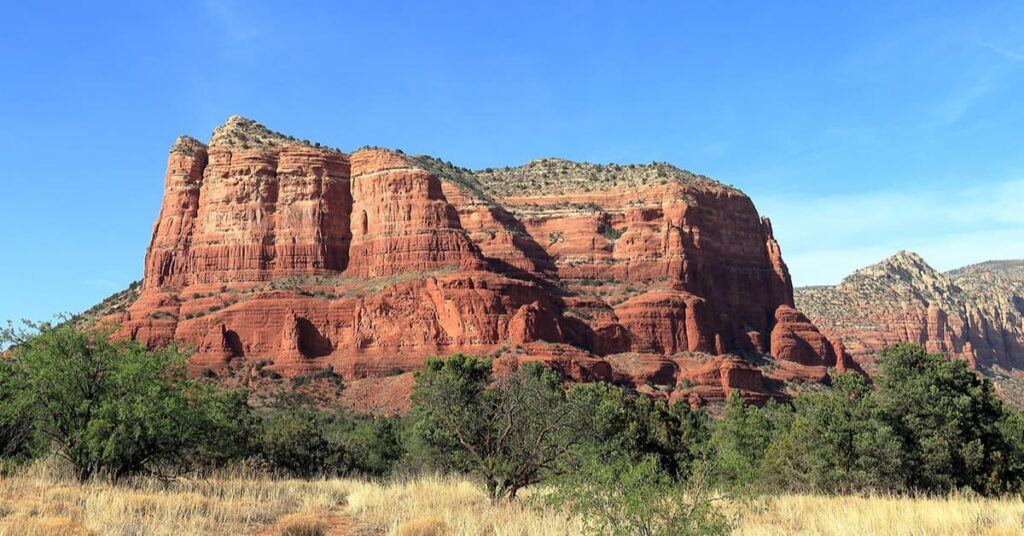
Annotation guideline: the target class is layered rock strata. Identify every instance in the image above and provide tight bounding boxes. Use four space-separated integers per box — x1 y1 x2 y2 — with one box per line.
114 116 843 411
795 252 1024 371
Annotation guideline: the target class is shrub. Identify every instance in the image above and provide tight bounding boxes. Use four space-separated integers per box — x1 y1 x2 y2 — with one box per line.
259 369 283 380
874 343 1013 494
343 415 403 477
567 382 712 481
147 311 177 320
711 392 792 491
0 322 252 480
257 408 401 478
291 365 343 388
759 373 904 493
184 384 255 471
734 344 1024 495
600 224 626 241
549 454 730 536
405 354 585 501
259 408 341 477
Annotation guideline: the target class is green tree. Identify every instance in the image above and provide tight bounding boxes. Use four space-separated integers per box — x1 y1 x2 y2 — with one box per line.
875 343 1011 494
406 354 583 501
342 415 403 477
257 407 402 478
567 382 711 481
402 353 493 476
999 408 1024 493
183 384 255 472
1 322 252 480
711 391 792 490
0 358 38 468
760 373 904 493
259 408 340 477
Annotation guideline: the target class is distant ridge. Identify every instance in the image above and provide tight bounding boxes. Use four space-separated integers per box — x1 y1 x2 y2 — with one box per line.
795 252 1024 404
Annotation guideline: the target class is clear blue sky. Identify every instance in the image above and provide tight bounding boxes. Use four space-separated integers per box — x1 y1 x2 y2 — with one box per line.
2 1 1023 324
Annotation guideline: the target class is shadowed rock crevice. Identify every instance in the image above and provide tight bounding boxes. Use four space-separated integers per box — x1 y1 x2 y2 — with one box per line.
224 329 244 358
296 318 333 358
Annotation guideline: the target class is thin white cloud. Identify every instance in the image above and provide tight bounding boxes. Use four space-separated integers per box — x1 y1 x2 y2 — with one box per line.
979 41 1024 62
932 76 998 127
758 179 1024 286
202 0 262 43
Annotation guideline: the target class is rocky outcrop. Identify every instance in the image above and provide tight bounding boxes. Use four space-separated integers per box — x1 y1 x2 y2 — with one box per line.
347 150 479 277
146 117 351 289
770 305 837 366
110 116 842 412
795 252 1024 373
612 290 712 355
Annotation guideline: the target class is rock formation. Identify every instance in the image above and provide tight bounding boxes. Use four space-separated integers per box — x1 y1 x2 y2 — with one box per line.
795 252 1024 374
107 116 843 412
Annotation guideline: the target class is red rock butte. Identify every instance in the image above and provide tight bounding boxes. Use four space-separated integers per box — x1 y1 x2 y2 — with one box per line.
113 116 852 412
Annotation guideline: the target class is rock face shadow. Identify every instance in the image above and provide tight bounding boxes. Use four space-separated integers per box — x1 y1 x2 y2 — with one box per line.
296 318 333 358
224 329 244 358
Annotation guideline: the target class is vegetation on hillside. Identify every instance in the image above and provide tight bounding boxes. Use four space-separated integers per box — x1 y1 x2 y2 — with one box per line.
2 323 1024 534
472 158 736 197
69 281 141 327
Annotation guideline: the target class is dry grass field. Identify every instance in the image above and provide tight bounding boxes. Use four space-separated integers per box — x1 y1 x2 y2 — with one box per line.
0 460 1022 535
732 494 1024 536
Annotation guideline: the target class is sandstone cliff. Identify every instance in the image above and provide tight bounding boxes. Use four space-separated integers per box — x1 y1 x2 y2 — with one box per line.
795 252 1024 384
110 116 842 412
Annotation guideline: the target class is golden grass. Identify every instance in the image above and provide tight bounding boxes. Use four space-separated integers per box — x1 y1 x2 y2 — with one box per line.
275 510 329 536
395 516 448 536
344 477 1024 536
733 493 1024 536
345 474 580 535
0 458 351 536
0 514 93 536
0 459 1021 535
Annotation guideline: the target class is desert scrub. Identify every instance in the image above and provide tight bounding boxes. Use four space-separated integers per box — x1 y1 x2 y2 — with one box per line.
600 224 627 241
472 158 736 198
146 310 178 321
